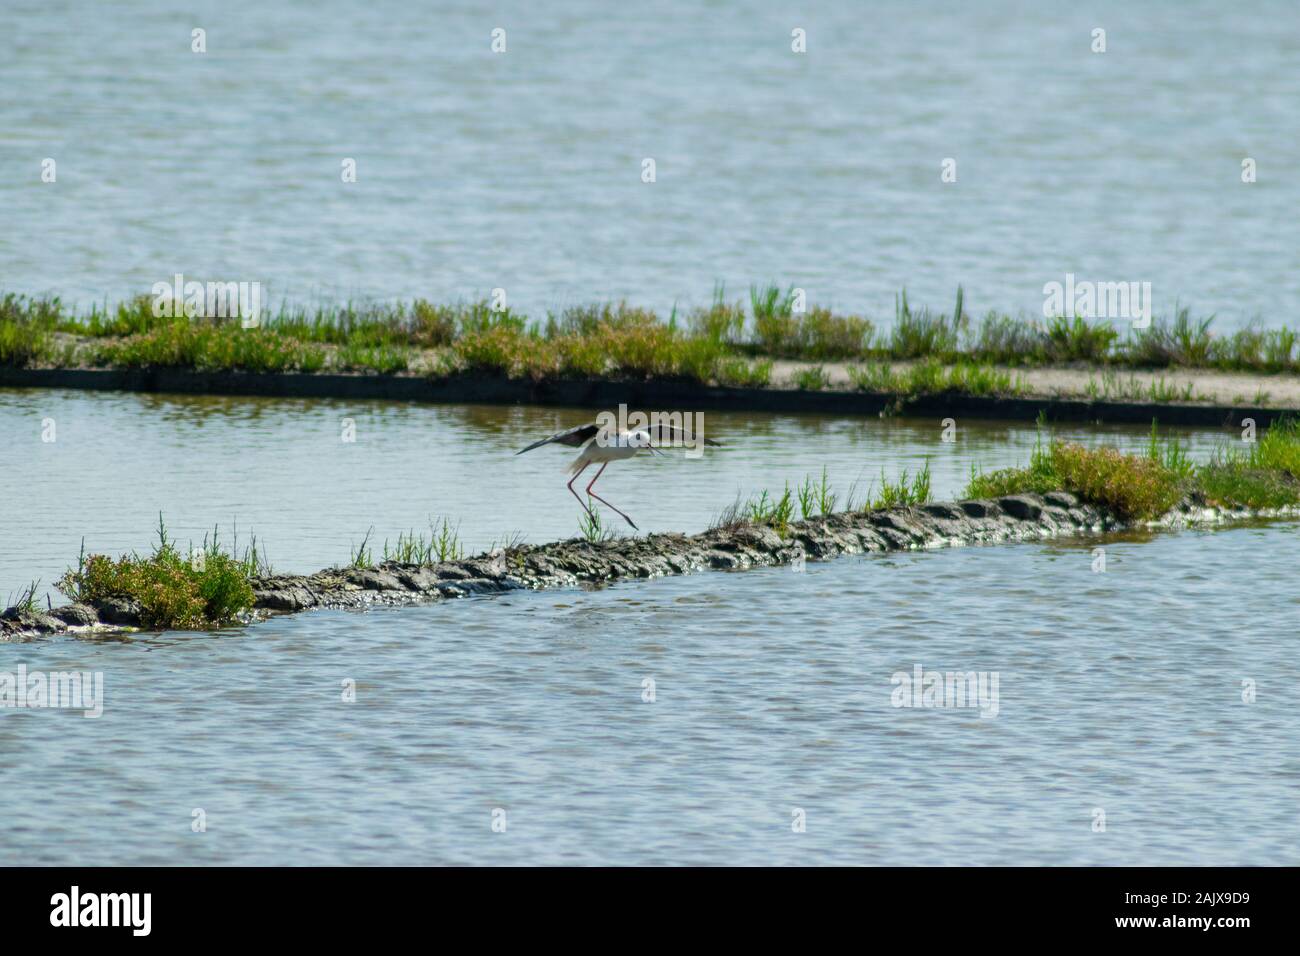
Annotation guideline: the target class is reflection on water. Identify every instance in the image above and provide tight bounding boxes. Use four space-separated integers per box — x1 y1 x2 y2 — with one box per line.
1 523 1296 865
0 387 1244 602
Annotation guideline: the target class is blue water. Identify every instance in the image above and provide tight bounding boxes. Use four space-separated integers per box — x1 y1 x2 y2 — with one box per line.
0 388 1243 605
3 0 1298 867
3 522 1297 865
3 0 1297 326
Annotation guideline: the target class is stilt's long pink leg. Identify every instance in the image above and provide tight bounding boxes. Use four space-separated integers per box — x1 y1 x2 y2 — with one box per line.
586 463 639 530
567 461 595 517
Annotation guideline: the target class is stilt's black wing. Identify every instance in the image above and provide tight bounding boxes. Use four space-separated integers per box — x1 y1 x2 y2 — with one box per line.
515 422 600 455
646 423 722 448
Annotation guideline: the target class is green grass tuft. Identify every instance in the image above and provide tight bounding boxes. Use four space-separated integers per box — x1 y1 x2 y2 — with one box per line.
965 418 1300 520
56 515 262 629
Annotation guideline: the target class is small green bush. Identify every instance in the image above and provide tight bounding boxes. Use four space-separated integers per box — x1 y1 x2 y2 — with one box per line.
57 519 261 629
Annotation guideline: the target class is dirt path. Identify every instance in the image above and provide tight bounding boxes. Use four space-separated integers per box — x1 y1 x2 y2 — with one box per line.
771 360 1300 407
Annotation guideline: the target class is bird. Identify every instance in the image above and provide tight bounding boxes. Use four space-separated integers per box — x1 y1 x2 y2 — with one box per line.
516 420 721 530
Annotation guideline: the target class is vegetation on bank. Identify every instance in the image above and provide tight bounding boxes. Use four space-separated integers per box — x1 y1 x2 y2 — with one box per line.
348 518 466 568
4 288 1300 400
56 517 267 629
965 417 1300 520
714 461 934 536
15 420 1300 629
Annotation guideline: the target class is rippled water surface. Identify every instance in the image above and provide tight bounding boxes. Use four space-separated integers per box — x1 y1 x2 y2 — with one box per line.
4 0 1299 864
0 387 1247 602
3 0 1298 324
1 390 1298 864
3 522 1297 865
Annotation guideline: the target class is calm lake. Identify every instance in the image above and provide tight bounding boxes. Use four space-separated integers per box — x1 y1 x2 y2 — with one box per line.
2 388 1298 864
3 0 1298 326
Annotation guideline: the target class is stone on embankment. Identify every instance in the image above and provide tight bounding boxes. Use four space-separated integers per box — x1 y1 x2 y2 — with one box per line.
959 499 999 519
93 596 142 626
11 491 1273 640
0 606 65 634
49 603 99 627
996 495 1043 520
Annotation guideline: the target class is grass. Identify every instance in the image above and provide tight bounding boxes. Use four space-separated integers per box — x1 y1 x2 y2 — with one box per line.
710 485 796 536
5 580 41 614
337 342 410 374
889 288 966 360
796 468 837 519
1081 371 1213 404
55 516 264 629
712 460 933 536
1196 459 1300 510
715 357 773 387
868 460 933 509
349 527 376 569
577 498 617 543
4 287 1299 401
92 321 328 373
744 486 795 534
848 359 1025 397
1126 308 1215 367
1045 315 1120 363
747 283 874 360
964 417 1300 520
793 365 830 390
381 518 465 563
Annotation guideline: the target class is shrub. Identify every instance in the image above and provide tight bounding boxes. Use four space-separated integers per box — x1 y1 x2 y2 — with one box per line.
1197 460 1300 510
410 300 459 346
450 326 554 379
1050 442 1183 520
1247 416 1300 477
57 518 260 629
688 288 746 345
0 319 51 366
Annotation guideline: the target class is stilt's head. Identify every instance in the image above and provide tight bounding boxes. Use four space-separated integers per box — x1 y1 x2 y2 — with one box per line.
627 429 659 455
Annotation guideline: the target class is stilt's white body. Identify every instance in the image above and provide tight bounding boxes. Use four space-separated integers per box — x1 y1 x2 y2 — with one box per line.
515 421 719 531
567 430 651 473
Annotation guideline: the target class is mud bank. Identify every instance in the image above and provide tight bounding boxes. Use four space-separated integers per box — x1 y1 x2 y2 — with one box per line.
0 366 1292 428
6 491 1292 641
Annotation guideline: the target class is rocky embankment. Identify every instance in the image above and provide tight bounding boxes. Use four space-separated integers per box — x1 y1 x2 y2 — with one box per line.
0 490 1258 640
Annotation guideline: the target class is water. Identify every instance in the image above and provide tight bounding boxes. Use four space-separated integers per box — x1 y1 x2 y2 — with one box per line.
3 0 1298 326
4 0 1298 866
3 389 1295 864
3 522 1297 865
0 387 1243 604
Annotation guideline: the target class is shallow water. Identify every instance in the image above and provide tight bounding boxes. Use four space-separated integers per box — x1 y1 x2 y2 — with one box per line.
3 0 1297 326
3 521 1297 865
0 387 1245 604
2 389 1296 865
